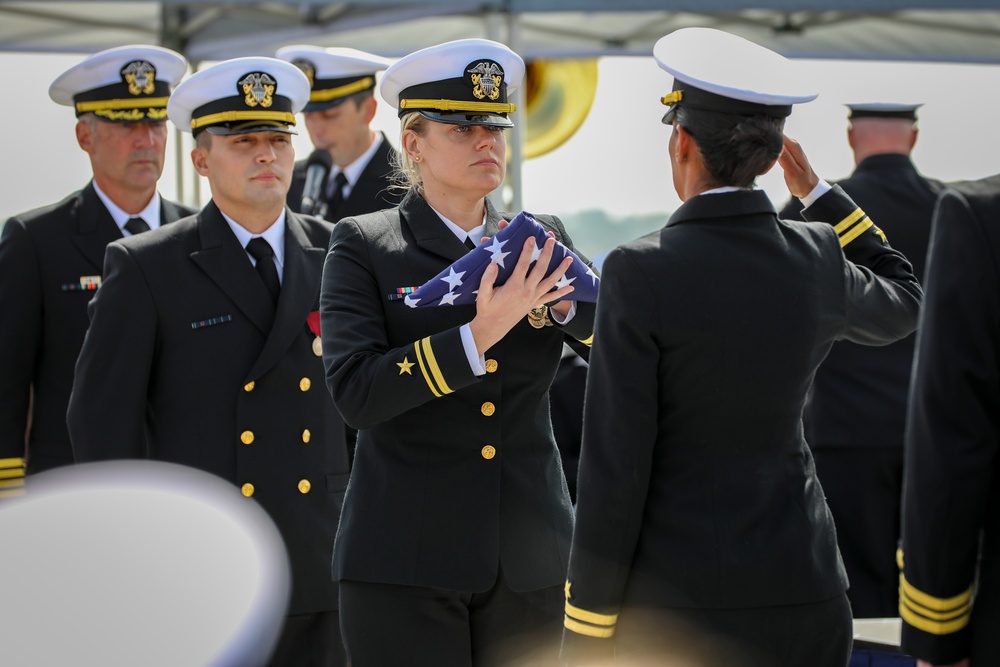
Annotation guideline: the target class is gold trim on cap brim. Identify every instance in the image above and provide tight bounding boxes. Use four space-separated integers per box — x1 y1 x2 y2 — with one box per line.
400 99 516 114
191 110 297 129
310 77 374 103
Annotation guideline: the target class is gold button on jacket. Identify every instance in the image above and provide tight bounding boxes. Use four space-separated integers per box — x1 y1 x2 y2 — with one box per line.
485 359 498 373
243 381 255 392
302 429 311 443
298 479 311 494
481 402 496 417
299 377 311 391
481 445 496 460
240 430 254 445
241 483 255 497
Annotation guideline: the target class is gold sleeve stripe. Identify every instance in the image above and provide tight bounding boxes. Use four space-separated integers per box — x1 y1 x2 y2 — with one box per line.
564 616 615 638
901 592 969 622
840 218 873 247
0 478 26 489
413 340 442 398
0 457 25 470
0 488 25 499
0 467 25 480
833 207 866 234
900 602 970 636
418 337 453 395
900 575 973 612
576 335 594 347
565 601 619 626
897 548 905 570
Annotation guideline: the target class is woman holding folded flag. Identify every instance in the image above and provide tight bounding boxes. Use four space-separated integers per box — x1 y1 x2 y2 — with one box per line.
318 38 597 666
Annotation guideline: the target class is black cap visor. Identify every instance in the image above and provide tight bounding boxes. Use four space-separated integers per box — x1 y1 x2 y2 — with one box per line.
415 109 513 128
202 120 298 136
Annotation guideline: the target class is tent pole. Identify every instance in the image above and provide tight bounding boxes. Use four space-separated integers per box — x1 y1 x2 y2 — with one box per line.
507 10 524 213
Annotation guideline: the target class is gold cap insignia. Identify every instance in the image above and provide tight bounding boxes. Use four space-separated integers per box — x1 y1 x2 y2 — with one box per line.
466 60 504 102
291 59 316 89
238 72 277 108
120 60 157 96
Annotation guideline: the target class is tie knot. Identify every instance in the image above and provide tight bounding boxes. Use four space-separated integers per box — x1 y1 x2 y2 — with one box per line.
124 217 150 235
246 237 275 262
327 171 349 202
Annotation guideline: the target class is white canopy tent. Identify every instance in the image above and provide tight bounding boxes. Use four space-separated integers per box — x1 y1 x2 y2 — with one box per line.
4 0 998 208
3 2 1000 63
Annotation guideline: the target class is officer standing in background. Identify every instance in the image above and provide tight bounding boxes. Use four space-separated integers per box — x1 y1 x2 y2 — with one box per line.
278 45 403 222
0 45 191 492
68 57 350 666
899 174 1000 667
780 102 943 619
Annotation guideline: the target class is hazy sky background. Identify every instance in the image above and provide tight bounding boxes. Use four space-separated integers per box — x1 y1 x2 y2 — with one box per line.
3 52 1000 227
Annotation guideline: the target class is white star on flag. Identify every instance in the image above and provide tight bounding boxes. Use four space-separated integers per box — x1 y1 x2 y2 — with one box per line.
404 295 421 308
440 267 466 291
530 239 544 264
486 237 511 268
439 291 460 305
555 274 576 290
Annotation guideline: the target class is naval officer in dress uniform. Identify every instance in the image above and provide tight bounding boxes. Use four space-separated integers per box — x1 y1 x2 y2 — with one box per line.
779 101 944 620
899 174 1000 667
67 56 351 667
0 45 191 491
278 45 403 223
319 38 597 666
562 28 922 667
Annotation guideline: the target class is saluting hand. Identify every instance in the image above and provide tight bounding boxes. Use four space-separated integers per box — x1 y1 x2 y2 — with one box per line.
778 135 821 199
469 227 575 356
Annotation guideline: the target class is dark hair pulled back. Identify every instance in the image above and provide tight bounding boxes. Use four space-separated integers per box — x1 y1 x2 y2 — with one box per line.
674 106 785 189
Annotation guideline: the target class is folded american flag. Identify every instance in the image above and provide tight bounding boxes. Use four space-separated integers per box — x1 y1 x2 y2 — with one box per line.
404 211 600 308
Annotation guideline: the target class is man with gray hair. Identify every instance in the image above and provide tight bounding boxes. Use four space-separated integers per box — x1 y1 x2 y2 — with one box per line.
0 45 191 491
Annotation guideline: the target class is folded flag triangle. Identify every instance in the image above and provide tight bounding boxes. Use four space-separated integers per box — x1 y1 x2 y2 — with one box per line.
405 211 600 308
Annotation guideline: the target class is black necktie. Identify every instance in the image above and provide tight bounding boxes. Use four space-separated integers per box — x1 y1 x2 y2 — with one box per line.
246 238 280 305
464 236 477 251
124 217 150 235
327 172 349 213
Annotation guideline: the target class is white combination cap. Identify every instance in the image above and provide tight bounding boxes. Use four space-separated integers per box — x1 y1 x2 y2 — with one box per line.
275 45 393 112
48 44 188 123
653 27 818 125
167 56 310 135
379 38 524 128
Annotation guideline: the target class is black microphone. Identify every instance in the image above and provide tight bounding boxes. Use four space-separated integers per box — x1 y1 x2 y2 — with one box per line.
300 149 333 218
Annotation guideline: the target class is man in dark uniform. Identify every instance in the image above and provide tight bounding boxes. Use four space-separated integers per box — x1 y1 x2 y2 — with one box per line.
67 56 350 667
780 102 944 619
0 45 191 493
899 175 1000 667
278 45 403 222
